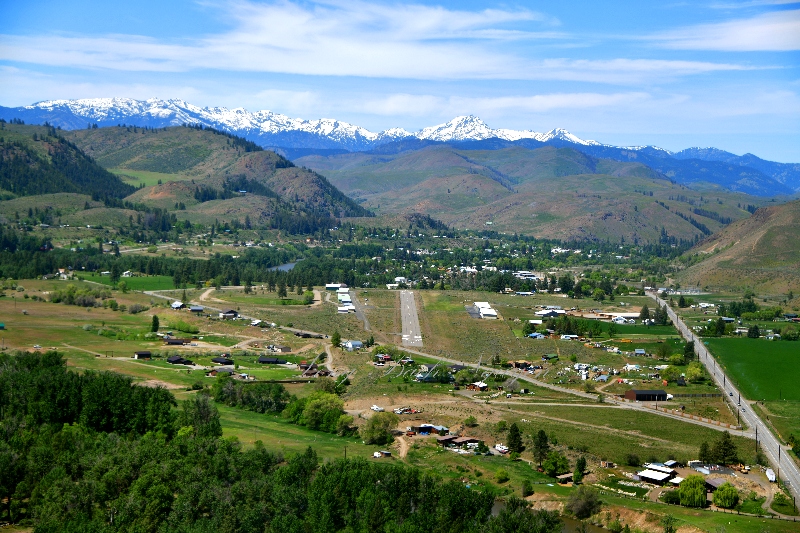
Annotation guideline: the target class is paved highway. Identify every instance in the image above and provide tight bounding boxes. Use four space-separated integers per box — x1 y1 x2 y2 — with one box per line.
651 291 799 501
400 290 423 347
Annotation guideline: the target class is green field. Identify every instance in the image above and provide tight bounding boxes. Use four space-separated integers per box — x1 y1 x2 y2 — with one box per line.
705 338 800 401
109 168 193 187
82 273 176 290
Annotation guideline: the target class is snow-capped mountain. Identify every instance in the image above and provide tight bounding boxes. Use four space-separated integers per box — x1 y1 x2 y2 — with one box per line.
1 97 797 195
1 98 605 150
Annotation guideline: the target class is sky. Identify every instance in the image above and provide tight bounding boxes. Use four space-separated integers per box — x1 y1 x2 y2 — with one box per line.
1 0 799 161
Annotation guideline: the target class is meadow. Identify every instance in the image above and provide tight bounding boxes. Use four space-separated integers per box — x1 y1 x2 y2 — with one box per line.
705 338 800 401
82 272 177 291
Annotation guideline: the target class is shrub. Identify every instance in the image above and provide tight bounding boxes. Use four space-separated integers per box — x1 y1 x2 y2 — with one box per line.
565 486 601 519
625 454 641 467
712 482 739 508
661 490 681 505
128 303 149 314
361 411 399 445
521 480 533 497
495 469 510 483
170 320 200 334
679 475 706 508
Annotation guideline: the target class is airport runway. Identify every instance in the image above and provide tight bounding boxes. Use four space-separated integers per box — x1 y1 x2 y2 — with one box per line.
400 290 423 347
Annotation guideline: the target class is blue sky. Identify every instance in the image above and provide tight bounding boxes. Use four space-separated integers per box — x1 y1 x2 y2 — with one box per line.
1 0 799 161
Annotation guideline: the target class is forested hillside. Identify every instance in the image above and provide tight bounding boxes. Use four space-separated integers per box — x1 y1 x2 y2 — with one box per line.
0 121 135 199
0 351 560 532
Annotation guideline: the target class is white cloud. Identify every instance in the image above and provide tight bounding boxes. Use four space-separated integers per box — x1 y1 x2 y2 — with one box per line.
652 9 800 50
0 0 757 83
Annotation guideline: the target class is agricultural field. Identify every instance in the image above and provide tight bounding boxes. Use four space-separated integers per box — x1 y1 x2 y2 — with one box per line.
82 272 177 291
109 168 194 187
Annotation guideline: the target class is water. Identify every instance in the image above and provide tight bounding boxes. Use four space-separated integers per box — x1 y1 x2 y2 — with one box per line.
269 261 299 272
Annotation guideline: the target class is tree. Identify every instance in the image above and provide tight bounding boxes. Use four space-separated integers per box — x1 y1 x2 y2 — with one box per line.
747 325 760 338
592 288 606 302
278 280 287 298
177 394 222 438
565 486 601 519
455 369 475 386
543 451 569 477
678 295 687 308
660 515 678 533
572 468 584 484
679 475 706 507
711 431 738 465
533 430 550 467
712 482 739 509
639 305 651 320
464 416 477 427
607 323 617 338
331 330 341 348
151 314 159 332
686 362 703 383
699 441 712 464
118 280 129 294
683 341 695 360
361 411 399 445
495 469 510 483
576 456 587 474
522 320 535 336
507 423 523 453
715 317 727 336
110 262 122 285
301 392 344 432
336 414 354 436
655 343 672 360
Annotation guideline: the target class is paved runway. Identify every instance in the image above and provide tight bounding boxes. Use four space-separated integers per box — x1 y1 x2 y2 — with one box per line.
400 290 423 347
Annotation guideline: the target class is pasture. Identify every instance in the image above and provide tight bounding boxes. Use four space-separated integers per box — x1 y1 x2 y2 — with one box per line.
82 272 177 291
705 338 800 401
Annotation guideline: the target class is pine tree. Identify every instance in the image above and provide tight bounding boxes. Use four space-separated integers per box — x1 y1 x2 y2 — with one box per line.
639 304 650 320
151 315 159 332
507 423 523 454
533 429 550 466
331 330 341 348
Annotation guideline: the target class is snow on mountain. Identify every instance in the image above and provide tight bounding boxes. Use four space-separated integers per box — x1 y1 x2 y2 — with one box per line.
13 98 611 150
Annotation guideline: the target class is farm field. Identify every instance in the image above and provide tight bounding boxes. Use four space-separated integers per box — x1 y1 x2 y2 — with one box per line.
109 168 193 187
502 404 752 465
705 338 800 401
82 272 177 291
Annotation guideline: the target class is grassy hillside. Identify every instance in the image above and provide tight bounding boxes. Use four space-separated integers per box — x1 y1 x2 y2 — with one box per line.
65 125 371 221
0 122 135 199
676 199 800 294
298 145 764 243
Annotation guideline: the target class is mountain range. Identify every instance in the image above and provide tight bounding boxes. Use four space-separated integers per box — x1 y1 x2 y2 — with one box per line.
1 98 798 197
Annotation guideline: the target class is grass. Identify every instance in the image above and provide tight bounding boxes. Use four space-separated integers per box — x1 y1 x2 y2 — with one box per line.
505 404 752 465
736 496 767 515
705 338 800 401
109 168 192 187
82 272 176 291
771 494 799 516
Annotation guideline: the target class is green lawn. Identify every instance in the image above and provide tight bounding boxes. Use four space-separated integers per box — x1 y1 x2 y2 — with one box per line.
82 273 176 291
705 338 800 401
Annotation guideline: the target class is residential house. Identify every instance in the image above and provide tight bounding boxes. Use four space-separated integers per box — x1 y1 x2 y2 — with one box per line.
133 351 151 360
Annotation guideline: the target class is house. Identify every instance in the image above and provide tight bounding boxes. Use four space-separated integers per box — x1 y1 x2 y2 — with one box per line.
467 381 488 391
163 338 191 346
705 478 726 492
133 351 151 360
325 283 343 291
449 364 468 373
634 349 647 356
624 389 668 402
412 424 449 435
344 340 364 351
171 301 185 310
211 357 234 365
190 305 204 313
167 355 194 365
637 469 673 485
527 332 546 339
436 435 458 446
206 368 235 377
536 309 566 318
257 356 287 365
556 473 574 484
451 436 481 446
542 353 559 362
274 345 292 353
594 374 609 382
600 461 615 468
219 309 238 319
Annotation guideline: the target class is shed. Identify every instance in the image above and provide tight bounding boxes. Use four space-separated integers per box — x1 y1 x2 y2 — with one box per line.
190 306 204 313
274 345 292 353
212 357 234 365
167 355 185 364
133 351 152 360
451 436 480 446
164 338 190 346
258 356 279 364
556 473 574 484
634 349 647 356
207 368 234 377
219 309 238 319
436 435 458 446
705 478 726 492
624 389 668 402
171 301 185 310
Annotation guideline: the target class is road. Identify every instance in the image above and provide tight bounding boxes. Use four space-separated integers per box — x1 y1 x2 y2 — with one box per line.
399 290 423 347
349 290 371 331
650 291 799 501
